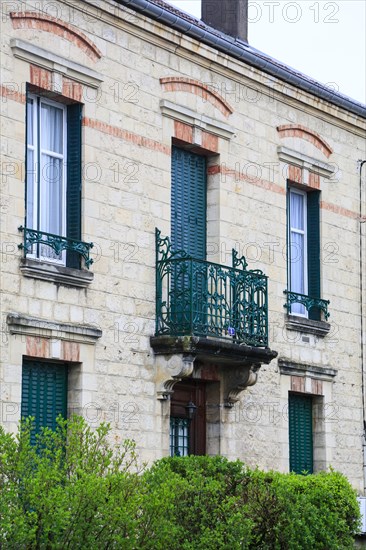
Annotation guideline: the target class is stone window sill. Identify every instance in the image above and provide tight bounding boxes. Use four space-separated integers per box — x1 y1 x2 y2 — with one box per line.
20 258 93 288
285 315 330 337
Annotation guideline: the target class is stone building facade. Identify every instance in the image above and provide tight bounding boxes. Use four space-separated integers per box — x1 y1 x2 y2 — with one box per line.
1 0 366 493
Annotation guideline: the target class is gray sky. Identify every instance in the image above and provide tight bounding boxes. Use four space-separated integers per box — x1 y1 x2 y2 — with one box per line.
167 0 366 104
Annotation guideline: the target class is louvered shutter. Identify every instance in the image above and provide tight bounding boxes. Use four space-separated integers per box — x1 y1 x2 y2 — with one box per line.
171 147 206 259
307 191 321 320
66 103 82 268
171 148 207 332
289 393 313 474
21 360 68 443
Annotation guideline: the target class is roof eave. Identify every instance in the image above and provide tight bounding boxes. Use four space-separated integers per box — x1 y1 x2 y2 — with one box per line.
116 0 366 119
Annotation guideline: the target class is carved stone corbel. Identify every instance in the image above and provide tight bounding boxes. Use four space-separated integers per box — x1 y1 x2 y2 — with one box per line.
223 364 261 408
156 354 196 400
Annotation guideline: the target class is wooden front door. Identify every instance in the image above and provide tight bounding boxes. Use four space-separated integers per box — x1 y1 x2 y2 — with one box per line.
170 380 206 456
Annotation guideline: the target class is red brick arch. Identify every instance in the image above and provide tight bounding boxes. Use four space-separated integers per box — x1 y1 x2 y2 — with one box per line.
10 12 101 61
160 77 233 117
277 124 333 158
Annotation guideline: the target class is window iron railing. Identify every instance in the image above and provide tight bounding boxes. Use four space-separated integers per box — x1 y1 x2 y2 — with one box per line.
155 229 269 347
284 290 330 320
18 226 94 269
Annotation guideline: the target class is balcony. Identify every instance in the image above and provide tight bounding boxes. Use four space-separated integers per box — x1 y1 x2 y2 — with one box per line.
151 230 277 404
154 229 269 347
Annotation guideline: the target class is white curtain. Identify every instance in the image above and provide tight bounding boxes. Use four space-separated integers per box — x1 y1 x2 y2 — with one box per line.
290 192 306 315
39 103 64 260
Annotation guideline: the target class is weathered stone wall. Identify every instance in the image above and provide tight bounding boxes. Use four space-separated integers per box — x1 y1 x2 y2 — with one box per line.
1 0 365 489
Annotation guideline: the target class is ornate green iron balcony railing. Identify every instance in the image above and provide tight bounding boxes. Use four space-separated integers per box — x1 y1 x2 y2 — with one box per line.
155 229 268 347
18 226 94 269
284 290 330 320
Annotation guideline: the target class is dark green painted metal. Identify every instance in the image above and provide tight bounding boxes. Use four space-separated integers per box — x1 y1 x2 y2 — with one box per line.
284 290 330 320
18 226 94 268
155 229 268 347
21 360 68 444
66 103 83 269
286 184 291 296
307 191 321 321
170 417 190 457
289 393 313 474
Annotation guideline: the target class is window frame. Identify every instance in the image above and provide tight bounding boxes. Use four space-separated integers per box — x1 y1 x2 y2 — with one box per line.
26 93 68 265
288 187 308 317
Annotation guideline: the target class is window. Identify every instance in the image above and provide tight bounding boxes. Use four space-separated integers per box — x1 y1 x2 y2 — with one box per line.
27 95 67 263
21 359 68 444
24 93 87 269
288 189 308 316
288 393 313 474
287 186 324 320
170 417 190 457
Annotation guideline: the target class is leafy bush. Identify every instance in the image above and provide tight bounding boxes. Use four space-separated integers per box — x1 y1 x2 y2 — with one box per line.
146 456 361 550
143 455 255 549
0 418 361 549
0 416 172 549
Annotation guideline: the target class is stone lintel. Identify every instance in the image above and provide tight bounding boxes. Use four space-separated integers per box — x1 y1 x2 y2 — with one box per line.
160 100 236 140
277 146 335 178
10 38 103 88
7 313 102 344
278 358 337 381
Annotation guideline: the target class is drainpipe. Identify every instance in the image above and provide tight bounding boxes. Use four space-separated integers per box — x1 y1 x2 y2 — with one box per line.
359 159 366 494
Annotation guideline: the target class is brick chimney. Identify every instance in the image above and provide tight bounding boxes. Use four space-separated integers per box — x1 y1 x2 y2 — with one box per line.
201 0 248 43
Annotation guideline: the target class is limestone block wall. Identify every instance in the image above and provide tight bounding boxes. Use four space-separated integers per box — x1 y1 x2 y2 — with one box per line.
0 0 365 488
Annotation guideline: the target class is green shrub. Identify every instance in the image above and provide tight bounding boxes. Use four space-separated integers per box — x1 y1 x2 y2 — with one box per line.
0 416 172 549
0 418 361 549
241 468 361 549
143 455 254 549
147 456 361 550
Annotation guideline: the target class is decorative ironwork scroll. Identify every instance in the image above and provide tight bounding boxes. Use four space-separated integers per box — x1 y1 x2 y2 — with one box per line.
284 290 330 320
18 227 94 268
155 229 268 347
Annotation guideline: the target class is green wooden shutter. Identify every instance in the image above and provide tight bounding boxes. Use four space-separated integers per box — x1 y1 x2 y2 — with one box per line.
171 147 207 331
66 103 82 268
286 185 291 292
21 360 68 443
289 393 313 474
171 147 207 259
307 191 321 320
